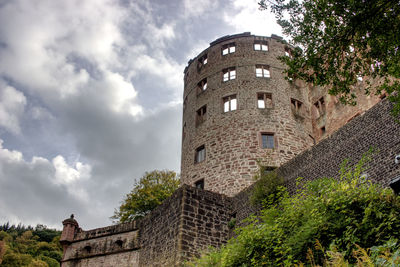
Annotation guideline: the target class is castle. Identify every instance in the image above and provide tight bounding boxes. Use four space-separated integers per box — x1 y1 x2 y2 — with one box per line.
59 33 399 266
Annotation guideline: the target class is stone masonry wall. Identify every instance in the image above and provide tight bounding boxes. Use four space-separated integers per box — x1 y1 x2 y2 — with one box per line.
137 185 184 266
179 186 232 261
61 221 140 267
181 33 314 196
231 99 400 225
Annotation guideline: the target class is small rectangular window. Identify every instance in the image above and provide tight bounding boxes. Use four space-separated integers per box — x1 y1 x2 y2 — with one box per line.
223 67 236 82
198 54 208 66
196 105 207 126
195 179 204 189
256 65 270 78
254 40 268 51
261 133 274 149
222 43 236 55
284 47 292 57
197 78 207 94
257 93 272 109
195 145 206 163
223 95 237 113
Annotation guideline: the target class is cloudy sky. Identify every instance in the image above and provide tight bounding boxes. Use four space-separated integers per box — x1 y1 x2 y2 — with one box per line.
0 0 282 230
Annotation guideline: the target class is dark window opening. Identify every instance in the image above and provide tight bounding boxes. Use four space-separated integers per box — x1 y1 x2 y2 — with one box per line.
261 166 277 175
84 246 92 253
197 78 207 94
115 240 123 248
196 105 207 126
320 126 326 135
198 54 208 66
195 179 204 189
313 97 326 118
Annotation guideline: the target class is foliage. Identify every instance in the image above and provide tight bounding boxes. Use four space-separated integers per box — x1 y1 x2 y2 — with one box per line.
259 0 400 115
187 152 400 266
112 170 180 222
250 167 285 207
0 224 62 267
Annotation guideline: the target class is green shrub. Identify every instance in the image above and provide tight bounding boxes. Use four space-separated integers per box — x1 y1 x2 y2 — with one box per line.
188 151 400 266
250 167 285 207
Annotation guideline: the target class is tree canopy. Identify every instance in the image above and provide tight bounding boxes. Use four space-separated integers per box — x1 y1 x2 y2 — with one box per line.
112 170 180 223
259 0 400 115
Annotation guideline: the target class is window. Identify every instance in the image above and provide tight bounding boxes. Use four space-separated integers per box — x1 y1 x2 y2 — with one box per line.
313 97 325 117
254 40 268 51
195 179 204 189
261 166 276 175
320 126 326 135
115 240 123 248
222 43 235 55
223 95 237 112
257 93 272 109
196 105 207 126
256 65 270 78
291 98 303 116
198 78 207 93
84 246 92 253
261 133 274 149
223 67 236 82
198 54 208 66
284 47 292 57
195 145 206 163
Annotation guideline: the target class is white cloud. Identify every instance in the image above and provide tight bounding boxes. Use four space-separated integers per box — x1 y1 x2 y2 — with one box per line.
0 83 26 134
183 0 217 17
0 139 92 228
223 0 282 36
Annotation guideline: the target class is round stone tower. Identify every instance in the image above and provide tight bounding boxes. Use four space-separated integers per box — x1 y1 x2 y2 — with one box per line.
181 32 314 196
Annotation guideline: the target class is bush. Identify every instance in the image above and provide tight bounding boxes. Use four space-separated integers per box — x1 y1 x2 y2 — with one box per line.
188 152 400 266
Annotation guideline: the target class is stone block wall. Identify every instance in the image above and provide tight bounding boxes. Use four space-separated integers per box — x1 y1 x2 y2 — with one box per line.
179 186 232 261
137 185 184 266
231 99 400 225
61 221 140 267
61 185 233 266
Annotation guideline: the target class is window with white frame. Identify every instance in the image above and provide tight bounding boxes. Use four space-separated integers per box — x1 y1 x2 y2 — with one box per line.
261 133 275 149
223 67 236 82
256 65 270 78
254 40 268 51
195 145 206 163
257 93 273 109
222 43 236 55
223 95 237 113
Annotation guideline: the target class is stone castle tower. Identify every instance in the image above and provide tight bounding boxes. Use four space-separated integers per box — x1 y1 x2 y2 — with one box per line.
181 32 315 196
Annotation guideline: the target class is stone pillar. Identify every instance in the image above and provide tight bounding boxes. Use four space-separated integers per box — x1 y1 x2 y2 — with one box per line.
60 214 79 253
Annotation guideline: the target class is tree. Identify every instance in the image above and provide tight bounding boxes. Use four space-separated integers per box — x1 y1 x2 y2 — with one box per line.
259 0 400 115
112 170 180 222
